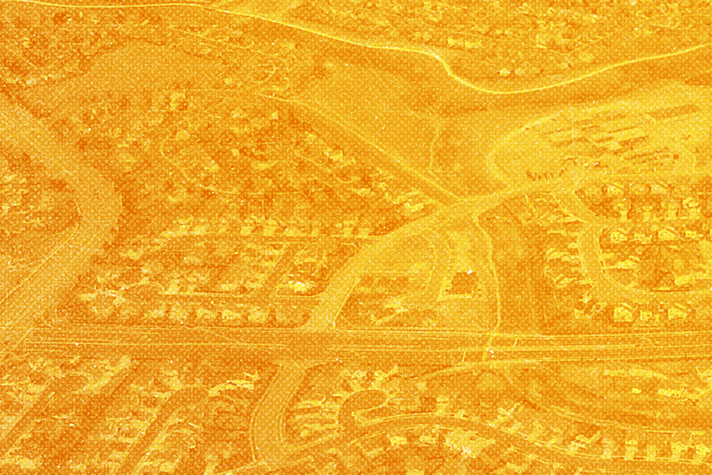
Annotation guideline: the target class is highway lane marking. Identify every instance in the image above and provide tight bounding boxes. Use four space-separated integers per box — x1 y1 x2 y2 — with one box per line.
24 325 712 344
0 223 80 307
0 224 80 340
18 340 712 354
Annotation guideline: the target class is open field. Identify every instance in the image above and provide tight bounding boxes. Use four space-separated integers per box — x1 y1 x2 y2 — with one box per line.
1 1 712 474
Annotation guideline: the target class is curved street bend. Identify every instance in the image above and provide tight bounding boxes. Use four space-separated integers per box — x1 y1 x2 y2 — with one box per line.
0 3 711 474
0 93 121 331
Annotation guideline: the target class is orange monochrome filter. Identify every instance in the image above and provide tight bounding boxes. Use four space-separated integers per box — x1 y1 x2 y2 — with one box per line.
0 0 710 473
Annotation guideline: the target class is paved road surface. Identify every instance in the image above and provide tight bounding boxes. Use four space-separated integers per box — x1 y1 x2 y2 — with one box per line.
0 377 67 458
402 229 451 310
117 386 208 475
553 191 616 227
0 94 121 331
279 414 712 474
305 194 505 331
251 360 312 464
14 324 712 368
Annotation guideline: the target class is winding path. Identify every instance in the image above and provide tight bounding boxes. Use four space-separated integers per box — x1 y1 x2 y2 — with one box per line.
251 360 326 465
281 414 712 474
0 4 707 473
0 0 708 97
0 93 121 333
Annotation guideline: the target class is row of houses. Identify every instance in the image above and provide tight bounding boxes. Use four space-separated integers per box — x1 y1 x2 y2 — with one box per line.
612 302 694 325
537 110 650 151
580 185 706 221
159 215 378 240
538 102 701 151
604 223 709 246
482 393 712 466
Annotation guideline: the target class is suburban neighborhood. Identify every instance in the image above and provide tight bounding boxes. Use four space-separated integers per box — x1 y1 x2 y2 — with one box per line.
0 0 711 474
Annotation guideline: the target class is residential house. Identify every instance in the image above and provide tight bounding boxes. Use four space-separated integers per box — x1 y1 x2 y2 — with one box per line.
637 306 659 326
650 183 668 196
670 434 692 462
604 183 625 197
613 201 630 220
603 116 642 134
631 230 652 245
609 229 628 244
613 303 635 323
689 433 712 465
658 226 679 242
608 256 640 271
536 117 572 135
549 129 587 146
589 131 615 143
667 303 690 323
624 431 640 461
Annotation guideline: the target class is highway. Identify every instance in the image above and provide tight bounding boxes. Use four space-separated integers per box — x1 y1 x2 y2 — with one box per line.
0 93 121 333
11 324 712 366
0 5 707 473
15 319 712 349
251 360 313 465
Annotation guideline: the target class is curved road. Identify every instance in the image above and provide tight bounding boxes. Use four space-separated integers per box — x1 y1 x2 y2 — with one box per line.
557 189 712 306
279 414 712 474
0 93 121 332
304 198 496 331
0 4 706 472
0 0 709 98
306 176 578 332
251 360 313 464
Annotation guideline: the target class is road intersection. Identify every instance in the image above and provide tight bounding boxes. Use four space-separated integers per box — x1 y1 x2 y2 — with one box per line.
0 8 710 470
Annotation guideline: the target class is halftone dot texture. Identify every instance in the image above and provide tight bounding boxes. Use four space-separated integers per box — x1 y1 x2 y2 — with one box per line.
0 0 710 473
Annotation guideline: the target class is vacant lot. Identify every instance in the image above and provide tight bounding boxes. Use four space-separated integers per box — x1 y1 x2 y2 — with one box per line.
20 41 230 119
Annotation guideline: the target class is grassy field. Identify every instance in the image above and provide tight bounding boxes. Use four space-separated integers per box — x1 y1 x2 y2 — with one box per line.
19 41 230 118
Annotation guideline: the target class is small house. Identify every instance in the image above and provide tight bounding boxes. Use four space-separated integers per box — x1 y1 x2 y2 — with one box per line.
657 226 679 242
667 303 690 322
613 303 635 323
